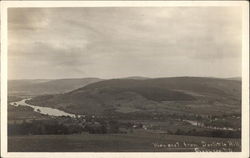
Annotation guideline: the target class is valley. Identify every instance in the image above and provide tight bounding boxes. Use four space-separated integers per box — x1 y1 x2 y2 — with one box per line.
7 77 242 152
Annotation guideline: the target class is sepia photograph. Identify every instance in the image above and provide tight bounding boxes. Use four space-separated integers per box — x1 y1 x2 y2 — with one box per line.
1 1 249 158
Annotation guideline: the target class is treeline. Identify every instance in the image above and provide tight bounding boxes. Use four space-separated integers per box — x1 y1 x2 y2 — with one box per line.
106 112 240 129
8 96 23 103
8 120 82 135
84 120 120 134
8 119 123 135
8 105 34 112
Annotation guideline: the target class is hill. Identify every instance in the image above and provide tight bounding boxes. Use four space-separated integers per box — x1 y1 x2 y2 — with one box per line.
226 77 241 81
121 76 150 80
8 78 103 96
27 77 241 116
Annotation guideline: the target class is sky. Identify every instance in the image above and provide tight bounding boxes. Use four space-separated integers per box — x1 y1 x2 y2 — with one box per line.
8 7 242 80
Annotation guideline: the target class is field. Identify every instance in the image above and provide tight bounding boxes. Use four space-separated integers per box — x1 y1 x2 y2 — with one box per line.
8 130 240 152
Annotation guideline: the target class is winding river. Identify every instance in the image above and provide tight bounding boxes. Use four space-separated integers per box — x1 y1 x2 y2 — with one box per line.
10 98 76 118
10 99 238 131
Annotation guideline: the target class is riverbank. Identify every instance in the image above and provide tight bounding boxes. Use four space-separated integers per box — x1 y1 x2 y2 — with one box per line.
10 99 76 117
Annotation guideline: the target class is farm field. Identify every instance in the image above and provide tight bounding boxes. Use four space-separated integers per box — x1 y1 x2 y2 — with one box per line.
8 130 241 152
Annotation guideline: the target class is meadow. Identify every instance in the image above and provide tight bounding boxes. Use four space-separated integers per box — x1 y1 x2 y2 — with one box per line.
8 129 241 152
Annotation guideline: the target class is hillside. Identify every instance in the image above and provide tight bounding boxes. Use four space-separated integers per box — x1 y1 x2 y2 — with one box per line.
8 78 103 96
27 77 241 116
226 77 241 81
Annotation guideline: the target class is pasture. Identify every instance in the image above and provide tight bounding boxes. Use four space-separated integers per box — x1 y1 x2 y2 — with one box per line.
8 130 240 152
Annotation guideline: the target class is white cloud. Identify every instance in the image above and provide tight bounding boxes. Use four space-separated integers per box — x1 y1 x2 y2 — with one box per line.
8 7 242 79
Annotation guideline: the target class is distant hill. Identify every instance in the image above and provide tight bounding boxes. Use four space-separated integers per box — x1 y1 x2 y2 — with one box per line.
28 77 241 116
8 78 103 96
226 77 241 81
121 76 150 80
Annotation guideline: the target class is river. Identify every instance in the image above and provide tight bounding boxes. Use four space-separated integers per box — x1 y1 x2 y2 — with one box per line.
10 98 76 118
183 119 237 131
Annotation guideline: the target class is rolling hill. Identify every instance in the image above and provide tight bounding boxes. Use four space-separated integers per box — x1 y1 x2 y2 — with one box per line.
27 77 241 116
8 78 103 96
226 77 241 81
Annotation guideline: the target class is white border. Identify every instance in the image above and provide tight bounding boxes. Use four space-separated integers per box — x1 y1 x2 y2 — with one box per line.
1 1 249 158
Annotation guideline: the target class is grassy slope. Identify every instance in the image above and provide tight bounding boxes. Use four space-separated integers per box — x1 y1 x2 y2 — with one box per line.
8 105 49 121
8 130 241 152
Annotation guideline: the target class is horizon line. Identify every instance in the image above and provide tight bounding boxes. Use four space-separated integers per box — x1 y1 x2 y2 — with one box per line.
7 75 242 81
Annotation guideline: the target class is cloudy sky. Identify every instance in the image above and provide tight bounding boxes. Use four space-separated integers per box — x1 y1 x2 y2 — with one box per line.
8 7 242 79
